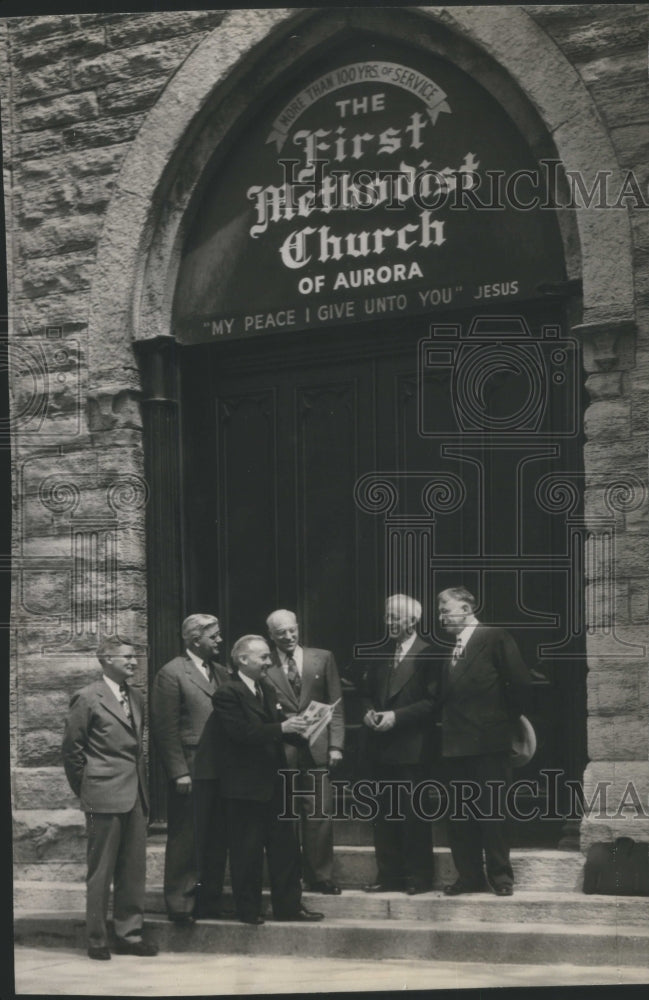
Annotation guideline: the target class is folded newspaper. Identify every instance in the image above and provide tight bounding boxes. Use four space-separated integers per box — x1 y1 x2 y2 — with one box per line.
295 698 341 747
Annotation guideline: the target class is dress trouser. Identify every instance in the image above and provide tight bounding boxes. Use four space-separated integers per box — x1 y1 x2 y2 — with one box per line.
163 779 199 917
193 778 228 914
371 762 433 887
226 781 302 921
284 744 335 885
444 751 514 888
85 793 147 949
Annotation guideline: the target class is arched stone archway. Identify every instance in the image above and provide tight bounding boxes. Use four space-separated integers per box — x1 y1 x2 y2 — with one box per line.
84 6 642 842
87 4 634 375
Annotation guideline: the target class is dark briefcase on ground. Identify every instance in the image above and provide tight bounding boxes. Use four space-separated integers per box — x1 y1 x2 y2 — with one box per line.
583 837 649 895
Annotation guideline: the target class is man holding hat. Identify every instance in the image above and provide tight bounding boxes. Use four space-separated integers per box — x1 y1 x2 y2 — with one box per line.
437 587 532 897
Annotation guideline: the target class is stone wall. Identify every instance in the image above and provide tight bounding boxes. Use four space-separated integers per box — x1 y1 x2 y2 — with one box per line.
3 6 648 869
4 9 226 867
524 3 649 847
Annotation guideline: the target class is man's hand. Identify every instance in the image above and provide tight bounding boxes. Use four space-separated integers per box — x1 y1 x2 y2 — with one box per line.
175 775 192 795
363 709 378 728
328 749 343 769
374 711 395 732
281 716 308 735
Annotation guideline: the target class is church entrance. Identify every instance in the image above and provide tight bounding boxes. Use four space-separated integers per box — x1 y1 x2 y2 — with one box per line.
144 28 589 841
177 299 587 845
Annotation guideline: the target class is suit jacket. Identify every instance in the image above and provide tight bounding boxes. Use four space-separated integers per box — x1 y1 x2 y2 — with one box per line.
62 677 148 814
440 625 532 758
360 635 437 767
151 654 230 781
211 676 300 802
265 647 345 767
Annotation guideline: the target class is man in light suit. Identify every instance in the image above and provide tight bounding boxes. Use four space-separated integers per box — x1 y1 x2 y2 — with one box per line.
360 594 437 894
265 608 345 895
437 587 532 897
212 635 324 924
151 614 230 923
62 637 158 960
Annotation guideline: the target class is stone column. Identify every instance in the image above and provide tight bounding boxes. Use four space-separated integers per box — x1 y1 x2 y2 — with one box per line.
577 319 649 850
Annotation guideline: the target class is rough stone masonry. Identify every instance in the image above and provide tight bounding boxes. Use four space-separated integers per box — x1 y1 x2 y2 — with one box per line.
2 6 648 877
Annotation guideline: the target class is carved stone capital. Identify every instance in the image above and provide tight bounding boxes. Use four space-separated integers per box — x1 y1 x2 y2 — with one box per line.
572 318 636 373
87 387 143 432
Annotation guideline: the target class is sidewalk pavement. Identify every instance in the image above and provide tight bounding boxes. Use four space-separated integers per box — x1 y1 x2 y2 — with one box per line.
13 946 649 995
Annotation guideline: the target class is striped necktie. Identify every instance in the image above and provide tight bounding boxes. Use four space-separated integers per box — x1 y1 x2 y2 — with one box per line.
118 684 132 722
286 656 301 696
450 638 463 669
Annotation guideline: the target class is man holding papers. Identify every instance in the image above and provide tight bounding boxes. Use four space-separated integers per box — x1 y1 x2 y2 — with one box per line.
211 635 324 924
266 609 345 895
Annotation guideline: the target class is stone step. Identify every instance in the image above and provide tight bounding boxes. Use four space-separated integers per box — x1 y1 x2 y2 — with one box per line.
14 882 649 928
15 846 586 892
14 910 649 967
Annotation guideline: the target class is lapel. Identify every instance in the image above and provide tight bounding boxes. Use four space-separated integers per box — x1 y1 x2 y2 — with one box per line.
129 687 143 738
235 676 268 719
444 625 490 692
183 654 214 697
378 650 394 708
97 681 134 732
388 635 425 700
298 647 318 707
266 651 299 710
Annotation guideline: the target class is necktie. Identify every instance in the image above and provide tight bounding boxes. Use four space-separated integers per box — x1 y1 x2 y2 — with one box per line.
286 656 301 697
451 639 463 669
392 642 403 670
119 684 132 722
202 660 214 685
254 682 264 703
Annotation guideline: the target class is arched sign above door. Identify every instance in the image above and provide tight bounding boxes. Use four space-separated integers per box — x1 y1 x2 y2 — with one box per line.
173 36 565 344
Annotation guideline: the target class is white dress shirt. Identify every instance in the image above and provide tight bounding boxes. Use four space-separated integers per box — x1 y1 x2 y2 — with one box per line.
453 618 480 658
237 671 258 696
278 645 303 678
186 647 212 683
394 631 418 662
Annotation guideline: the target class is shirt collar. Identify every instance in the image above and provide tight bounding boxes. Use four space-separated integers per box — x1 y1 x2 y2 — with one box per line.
186 648 209 676
238 671 257 695
103 674 124 701
457 619 479 647
278 646 302 670
397 632 417 657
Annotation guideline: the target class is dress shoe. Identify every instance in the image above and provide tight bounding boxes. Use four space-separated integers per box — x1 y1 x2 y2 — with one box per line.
168 913 195 926
87 946 111 961
308 880 341 895
275 905 324 922
239 914 265 925
405 880 433 895
443 879 488 896
492 884 514 896
114 938 159 956
363 882 403 893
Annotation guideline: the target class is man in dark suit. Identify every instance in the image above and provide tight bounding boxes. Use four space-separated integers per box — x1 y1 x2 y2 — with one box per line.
437 586 532 897
211 635 324 925
265 608 344 895
62 637 158 960
360 593 436 894
151 614 230 923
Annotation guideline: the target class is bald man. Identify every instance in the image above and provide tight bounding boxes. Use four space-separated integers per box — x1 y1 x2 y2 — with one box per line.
265 609 344 895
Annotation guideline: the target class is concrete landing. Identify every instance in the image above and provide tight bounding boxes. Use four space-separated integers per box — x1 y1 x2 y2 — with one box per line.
14 909 649 968
14 945 649 995
15 947 647 997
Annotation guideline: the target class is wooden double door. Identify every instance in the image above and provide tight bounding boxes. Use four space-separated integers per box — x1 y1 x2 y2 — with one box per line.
179 308 587 842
